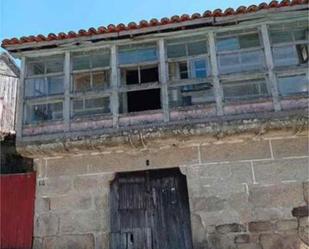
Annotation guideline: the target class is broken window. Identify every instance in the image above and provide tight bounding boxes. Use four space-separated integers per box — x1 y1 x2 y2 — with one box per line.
222 79 269 101
277 74 308 96
118 43 161 113
72 96 110 117
166 37 214 109
270 21 308 67
25 55 64 97
25 101 63 124
71 50 110 92
167 36 210 80
168 83 215 108
216 31 265 74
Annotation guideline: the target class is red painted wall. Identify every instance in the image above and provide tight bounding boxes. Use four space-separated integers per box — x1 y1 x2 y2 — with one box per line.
0 172 36 249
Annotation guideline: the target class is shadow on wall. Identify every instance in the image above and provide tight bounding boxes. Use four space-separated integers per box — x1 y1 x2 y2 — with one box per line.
0 134 33 174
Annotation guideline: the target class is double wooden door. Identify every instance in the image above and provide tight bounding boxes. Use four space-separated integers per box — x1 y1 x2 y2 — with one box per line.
110 168 193 249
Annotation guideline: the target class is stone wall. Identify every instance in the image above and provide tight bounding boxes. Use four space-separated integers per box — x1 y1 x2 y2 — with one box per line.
32 132 309 249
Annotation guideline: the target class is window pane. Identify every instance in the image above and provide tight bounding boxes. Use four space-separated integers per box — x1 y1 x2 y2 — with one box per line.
191 59 207 78
216 37 239 51
169 83 215 108
72 99 83 110
118 44 157 64
92 53 110 68
240 50 265 71
26 102 63 123
188 40 208 56
27 62 44 76
223 80 268 100
92 71 110 89
239 33 260 49
72 55 91 70
278 75 308 96
218 53 241 74
179 62 188 79
47 76 64 95
46 59 64 73
73 97 110 116
73 72 91 91
167 44 186 58
273 45 299 66
294 29 307 41
25 78 46 97
270 31 293 44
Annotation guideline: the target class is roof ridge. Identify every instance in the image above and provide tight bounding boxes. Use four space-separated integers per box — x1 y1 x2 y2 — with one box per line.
2 0 308 48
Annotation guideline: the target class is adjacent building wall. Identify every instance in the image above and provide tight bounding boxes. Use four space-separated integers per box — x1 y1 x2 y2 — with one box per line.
31 128 309 249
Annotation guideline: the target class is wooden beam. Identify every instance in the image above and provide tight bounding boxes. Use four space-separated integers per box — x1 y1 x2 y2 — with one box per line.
158 39 169 122
208 31 224 116
261 24 281 111
110 45 119 127
15 57 25 139
63 51 71 130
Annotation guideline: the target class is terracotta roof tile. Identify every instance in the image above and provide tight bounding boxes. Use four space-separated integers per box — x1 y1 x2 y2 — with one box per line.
1 0 307 48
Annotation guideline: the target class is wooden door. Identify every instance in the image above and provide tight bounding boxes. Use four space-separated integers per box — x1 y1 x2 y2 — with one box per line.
110 168 193 249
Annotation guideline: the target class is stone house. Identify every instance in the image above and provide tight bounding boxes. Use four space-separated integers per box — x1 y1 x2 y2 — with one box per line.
2 1 309 248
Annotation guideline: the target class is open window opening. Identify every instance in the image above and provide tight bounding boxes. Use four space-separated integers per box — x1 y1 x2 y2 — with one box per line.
120 65 161 113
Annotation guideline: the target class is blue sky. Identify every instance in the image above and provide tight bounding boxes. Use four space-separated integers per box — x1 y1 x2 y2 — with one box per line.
0 0 264 58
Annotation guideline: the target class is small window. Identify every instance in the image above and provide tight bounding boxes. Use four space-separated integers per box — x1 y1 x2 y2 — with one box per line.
218 50 264 74
72 97 110 117
216 33 260 52
169 59 209 80
222 79 269 101
273 46 300 67
27 56 64 76
72 50 110 70
121 65 159 85
168 83 214 108
167 36 208 58
25 102 63 124
118 43 157 65
278 75 308 96
25 76 64 97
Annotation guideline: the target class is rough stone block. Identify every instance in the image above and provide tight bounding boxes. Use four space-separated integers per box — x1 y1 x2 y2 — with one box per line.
259 234 303 249
73 174 112 194
248 221 273 232
271 137 308 158
252 207 294 221
234 234 250 244
34 213 59 237
42 234 95 249
88 146 199 173
253 159 309 184
196 209 241 228
193 196 226 212
50 194 92 210
236 243 262 249
276 219 298 231
215 223 246 234
46 157 88 177
60 211 107 234
249 183 304 208
200 140 271 163
35 197 50 214
37 176 72 196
